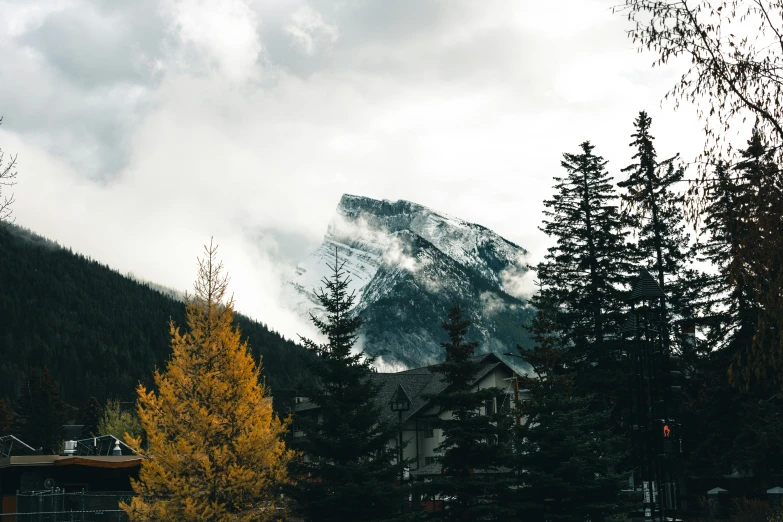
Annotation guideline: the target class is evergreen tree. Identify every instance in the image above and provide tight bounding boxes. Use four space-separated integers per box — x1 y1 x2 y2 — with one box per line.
290 248 401 522
619 111 695 352
420 306 513 521
694 160 754 355
723 128 783 389
619 111 689 291
686 129 783 479
79 396 103 437
0 224 312 404
121 241 293 522
0 398 14 436
16 367 64 454
535 141 632 409
509 294 630 521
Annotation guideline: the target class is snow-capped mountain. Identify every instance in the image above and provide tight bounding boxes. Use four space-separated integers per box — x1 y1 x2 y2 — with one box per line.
282 194 535 369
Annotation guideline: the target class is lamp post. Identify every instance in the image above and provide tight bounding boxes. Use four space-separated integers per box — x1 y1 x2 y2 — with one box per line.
390 384 411 511
502 352 524 424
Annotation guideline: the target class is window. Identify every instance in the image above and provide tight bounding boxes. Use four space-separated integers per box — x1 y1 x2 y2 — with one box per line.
424 420 434 438
484 399 495 415
500 392 512 414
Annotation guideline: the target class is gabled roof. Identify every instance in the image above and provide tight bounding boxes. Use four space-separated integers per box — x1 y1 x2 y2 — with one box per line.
295 353 517 424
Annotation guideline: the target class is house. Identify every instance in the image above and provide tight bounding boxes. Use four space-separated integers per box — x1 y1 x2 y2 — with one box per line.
0 433 140 520
292 353 527 477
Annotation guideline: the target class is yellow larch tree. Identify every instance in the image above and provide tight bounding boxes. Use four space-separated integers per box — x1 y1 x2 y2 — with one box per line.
121 240 294 522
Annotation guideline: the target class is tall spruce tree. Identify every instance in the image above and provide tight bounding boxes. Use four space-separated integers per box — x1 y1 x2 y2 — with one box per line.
724 128 783 390
535 141 632 409
694 160 754 357
509 293 630 521
683 160 749 476
419 306 512 521
619 111 694 354
291 248 401 522
686 129 783 479
16 368 64 454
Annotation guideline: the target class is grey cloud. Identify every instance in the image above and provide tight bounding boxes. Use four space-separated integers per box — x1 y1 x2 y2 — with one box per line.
17 1 165 89
261 1 531 83
1 0 164 178
246 226 322 267
1 0 709 338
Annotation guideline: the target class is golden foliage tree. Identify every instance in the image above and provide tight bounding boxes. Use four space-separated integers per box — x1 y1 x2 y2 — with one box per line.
121 240 293 522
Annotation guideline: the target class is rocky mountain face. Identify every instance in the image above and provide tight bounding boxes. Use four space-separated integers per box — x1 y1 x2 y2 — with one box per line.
282 194 534 370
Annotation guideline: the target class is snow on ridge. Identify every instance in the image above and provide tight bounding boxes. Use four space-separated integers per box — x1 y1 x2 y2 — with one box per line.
282 194 532 334
336 194 525 273
281 232 384 321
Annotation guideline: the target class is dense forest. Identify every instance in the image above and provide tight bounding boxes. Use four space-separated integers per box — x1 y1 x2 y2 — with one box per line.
0 225 311 408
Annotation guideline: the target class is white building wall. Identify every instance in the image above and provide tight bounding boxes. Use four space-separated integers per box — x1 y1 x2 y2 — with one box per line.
391 366 524 472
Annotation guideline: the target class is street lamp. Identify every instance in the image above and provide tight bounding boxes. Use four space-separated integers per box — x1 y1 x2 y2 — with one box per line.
390 383 411 508
502 353 523 424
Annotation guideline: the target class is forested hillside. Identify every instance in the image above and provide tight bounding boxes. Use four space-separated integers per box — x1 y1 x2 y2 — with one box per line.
0 225 310 405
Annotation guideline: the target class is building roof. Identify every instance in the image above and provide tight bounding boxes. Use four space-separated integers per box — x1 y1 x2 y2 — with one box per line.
0 455 142 470
631 268 665 300
295 353 516 424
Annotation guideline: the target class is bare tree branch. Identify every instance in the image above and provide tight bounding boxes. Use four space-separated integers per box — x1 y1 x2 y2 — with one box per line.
614 0 783 217
0 116 18 229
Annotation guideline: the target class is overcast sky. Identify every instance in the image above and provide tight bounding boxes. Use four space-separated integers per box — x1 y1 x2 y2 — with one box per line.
0 0 710 340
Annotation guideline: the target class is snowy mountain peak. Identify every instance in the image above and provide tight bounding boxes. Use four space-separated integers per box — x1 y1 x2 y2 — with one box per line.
329 195 528 291
282 194 534 368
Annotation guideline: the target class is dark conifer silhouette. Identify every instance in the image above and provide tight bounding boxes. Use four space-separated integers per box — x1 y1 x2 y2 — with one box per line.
16 368 64 454
420 305 512 520
290 248 401 522
79 396 104 437
535 141 632 408
509 293 630 520
619 110 701 383
0 225 311 405
686 129 783 478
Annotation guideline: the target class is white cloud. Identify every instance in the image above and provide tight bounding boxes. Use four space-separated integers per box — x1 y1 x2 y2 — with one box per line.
480 291 507 315
372 354 410 373
2 0 713 342
0 0 74 38
161 0 265 83
500 254 537 301
382 236 419 273
284 5 338 56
